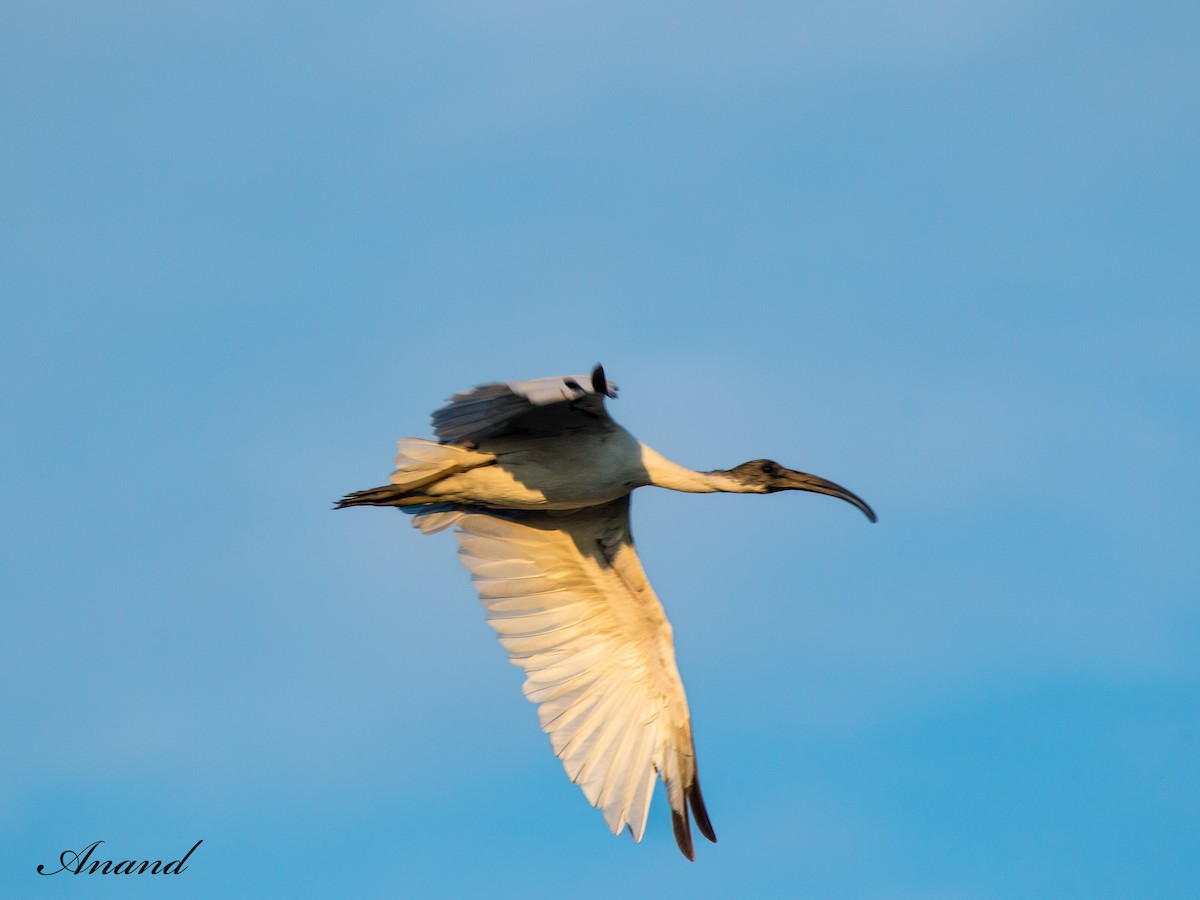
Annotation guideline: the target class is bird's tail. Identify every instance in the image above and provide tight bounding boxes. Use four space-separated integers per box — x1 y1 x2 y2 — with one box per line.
335 439 493 509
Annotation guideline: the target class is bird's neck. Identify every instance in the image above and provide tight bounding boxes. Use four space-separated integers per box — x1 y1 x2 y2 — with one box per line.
639 444 745 493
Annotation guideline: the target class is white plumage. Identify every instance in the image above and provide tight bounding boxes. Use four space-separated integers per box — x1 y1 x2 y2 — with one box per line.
338 365 875 859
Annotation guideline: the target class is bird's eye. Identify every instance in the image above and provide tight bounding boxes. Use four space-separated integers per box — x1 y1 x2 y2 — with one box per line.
761 462 777 476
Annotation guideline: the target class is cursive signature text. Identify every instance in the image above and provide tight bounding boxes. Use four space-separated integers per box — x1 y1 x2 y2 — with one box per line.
37 839 202 876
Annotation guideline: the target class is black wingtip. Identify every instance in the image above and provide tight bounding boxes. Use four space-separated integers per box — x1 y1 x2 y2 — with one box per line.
591 363 616 398
671 806 695 861
689 776 717 845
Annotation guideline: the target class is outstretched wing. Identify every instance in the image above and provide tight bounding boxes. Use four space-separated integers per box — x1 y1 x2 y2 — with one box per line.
412 496 716 859
431 365 619 446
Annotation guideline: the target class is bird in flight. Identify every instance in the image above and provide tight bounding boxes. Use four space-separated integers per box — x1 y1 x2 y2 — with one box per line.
337 365 875 859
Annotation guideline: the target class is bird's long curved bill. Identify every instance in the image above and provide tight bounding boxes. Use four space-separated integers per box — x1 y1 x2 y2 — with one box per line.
783 470 877 523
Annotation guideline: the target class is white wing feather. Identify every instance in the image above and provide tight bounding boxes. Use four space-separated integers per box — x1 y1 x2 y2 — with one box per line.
412 497 710 849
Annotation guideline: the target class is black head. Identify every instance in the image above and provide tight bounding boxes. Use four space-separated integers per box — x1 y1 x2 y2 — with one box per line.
727 459 877 522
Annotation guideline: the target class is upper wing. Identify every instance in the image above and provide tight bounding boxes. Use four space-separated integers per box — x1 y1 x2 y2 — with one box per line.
431 365 619 446
412 496 716 859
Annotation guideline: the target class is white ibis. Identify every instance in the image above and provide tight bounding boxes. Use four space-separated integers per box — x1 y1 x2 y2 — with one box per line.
337 365 875 859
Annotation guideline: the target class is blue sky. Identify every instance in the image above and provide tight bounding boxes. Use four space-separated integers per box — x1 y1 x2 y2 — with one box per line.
3 2 1197 897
